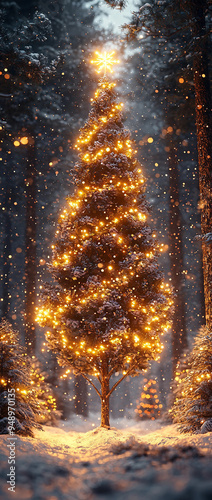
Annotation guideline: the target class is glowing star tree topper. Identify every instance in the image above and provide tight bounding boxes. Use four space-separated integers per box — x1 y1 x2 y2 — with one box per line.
36 54 173 429
91 50 120 75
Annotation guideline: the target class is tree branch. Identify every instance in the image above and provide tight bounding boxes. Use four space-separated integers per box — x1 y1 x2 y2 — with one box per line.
106 367 135 399
126 21 194 41
0 93 13 98
80 372 101 398
108 365 117 378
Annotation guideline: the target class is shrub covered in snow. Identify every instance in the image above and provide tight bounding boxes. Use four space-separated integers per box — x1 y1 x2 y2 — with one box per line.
0 320 41 436
0 320 59 436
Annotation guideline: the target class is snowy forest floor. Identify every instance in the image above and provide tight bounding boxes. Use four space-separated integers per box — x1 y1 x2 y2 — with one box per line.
1 416 212 500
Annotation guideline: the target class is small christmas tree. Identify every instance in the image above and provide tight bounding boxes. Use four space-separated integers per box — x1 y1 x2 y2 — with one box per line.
135 377 162 420
170 326 212 432
36 51 172 428
0 320 41 436
29 359 60 425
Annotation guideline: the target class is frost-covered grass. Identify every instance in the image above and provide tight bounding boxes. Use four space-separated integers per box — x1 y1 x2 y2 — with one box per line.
0 415 212 499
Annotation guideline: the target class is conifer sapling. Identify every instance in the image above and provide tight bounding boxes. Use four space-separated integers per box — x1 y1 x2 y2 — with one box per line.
36 51 172 428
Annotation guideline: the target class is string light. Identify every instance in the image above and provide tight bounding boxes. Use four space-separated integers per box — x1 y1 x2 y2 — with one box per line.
135 378 163 420
36 53 173 428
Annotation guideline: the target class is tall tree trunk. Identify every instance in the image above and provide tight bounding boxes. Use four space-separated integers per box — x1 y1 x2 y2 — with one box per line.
199 248 206 323
101 358 110 428
25 134 37 355
74 374 88 416
168 137 187 374
191 0 212 330
2 169 12 318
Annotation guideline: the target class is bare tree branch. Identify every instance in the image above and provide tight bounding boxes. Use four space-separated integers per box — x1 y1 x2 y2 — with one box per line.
80 372 101 398
106 367 135 399
0 93 13 98
108 364 118 378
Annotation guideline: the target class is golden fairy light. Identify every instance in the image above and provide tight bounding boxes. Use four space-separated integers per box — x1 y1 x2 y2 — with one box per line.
36 54 173 429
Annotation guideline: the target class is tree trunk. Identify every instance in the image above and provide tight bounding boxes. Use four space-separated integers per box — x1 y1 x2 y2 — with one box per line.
191 0 212 330
74 374 88 416
2 169 12 318
101 358 110 428
168 137 187 374
25 133 37 355
2 210 12 318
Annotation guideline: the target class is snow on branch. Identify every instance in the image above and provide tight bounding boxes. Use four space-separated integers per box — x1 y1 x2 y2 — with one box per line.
194 233 212 244
104 0 126 9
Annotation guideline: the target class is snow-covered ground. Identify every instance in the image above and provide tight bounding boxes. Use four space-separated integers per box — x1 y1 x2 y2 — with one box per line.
0 415 212 500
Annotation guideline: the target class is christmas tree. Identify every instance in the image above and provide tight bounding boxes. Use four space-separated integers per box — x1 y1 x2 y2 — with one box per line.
135 377 162 420
0 320 41 436
29 359 60 425
36 51 172 428
170 326 212 433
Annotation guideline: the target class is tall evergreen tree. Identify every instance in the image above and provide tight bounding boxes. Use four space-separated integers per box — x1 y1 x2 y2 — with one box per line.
0 2 53 351
36 52 172 428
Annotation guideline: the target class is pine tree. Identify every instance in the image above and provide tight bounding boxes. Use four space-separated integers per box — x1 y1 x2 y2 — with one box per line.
0 320 41 436
170 326 212 432
135 377 162 420
36 52 172 428
29 359 60 425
